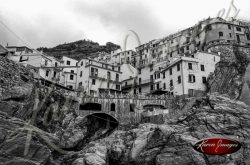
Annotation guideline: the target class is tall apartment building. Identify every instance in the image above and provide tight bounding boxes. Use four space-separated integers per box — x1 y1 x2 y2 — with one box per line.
77 59 122 96
59 56 78 90
77 58 137 96
154 52 220 96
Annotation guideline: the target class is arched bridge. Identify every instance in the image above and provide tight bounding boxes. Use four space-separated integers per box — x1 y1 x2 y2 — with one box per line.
78 96 173 125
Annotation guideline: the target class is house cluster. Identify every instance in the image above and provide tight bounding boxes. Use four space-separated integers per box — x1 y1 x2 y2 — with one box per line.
1 17 250 97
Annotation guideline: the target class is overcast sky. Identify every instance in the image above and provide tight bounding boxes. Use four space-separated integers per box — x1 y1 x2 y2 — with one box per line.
0 0 249 50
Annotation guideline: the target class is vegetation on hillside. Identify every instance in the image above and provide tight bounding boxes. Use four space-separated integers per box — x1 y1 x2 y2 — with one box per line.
37 39 121 60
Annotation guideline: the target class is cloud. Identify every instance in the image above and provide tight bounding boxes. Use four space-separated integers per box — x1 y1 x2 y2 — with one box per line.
0 0 249 49
70 0 168 47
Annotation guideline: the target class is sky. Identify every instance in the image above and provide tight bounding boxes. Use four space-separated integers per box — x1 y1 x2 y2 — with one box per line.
0 0 249 50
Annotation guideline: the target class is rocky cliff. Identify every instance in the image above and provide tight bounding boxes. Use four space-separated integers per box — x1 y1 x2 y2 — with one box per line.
207 45 250 104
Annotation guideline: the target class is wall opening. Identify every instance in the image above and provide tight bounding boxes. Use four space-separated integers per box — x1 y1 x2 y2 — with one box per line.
130 103 135 112
111 103 116 112
79 103 102 111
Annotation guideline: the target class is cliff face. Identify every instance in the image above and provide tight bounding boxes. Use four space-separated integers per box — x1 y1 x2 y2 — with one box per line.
207 45 250 104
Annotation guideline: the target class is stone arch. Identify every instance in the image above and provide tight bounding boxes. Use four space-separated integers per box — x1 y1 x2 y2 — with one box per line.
84 112 119 138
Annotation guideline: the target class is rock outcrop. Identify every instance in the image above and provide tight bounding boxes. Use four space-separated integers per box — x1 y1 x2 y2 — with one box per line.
71 93 250 165
207 45 250 103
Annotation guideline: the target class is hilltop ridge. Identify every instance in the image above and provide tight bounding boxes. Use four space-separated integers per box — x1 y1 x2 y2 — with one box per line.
37 39 120 60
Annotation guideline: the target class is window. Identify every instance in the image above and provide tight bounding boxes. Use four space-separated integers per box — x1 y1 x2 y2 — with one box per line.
170 52 173 58
162 72 166 79
46 70 49 77
139 88 141 93
228 25 231 29
219 32 223 37
188 74 196 83
118 66 120 71
188 63 193 70
186 46 189 51
81 61 83 66
68 85 73 90
134 89 137 94
236 27 241 32
66 60 70 65
111 103 115 112
70 75 74 80
150 75 154 82
71 70 74 73
138 69 141 74
79 82 82 87
91 67 98 77
150 85 154 90
139 78 141 84
53 71 56 78
201 65 205 71
112 66 114 70
207 25 212 31
116 74 119 81
169 68 172 75
177 64 180 71
188 89 194 97
247 34 250 40
92 79 96 85
236 35 240 42
107 82 110 88
55 62 58 67
163 83 166 90
116 85 120 90
107 71 111 80
157 73 160 79
45 60 48 66
229 33 232 38
80 71 82 77
170 80 173 87
150 66 153 71
202 77 207 84
178 76 181 84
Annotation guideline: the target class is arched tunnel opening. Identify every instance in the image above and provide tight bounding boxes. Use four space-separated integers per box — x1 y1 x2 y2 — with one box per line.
64 112 119 151
85 113 119 140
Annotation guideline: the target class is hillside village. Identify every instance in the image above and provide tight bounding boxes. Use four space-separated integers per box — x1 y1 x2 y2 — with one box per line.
1 17 250 98
1 10 250 164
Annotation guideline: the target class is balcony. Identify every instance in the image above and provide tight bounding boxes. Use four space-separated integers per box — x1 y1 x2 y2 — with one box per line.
137 79 154 86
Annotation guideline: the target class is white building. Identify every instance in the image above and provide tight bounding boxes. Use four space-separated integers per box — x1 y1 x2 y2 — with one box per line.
6 46 33 62
59 56 79 90
156 52 220 96
76 59 122 96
